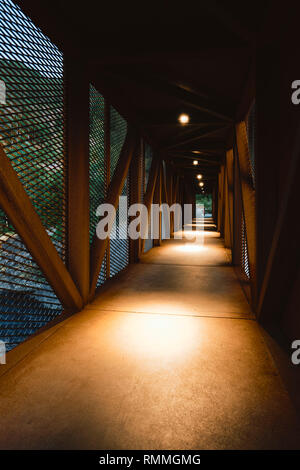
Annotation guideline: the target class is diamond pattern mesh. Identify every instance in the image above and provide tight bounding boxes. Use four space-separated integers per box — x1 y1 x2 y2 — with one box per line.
0 0 65 258
0 218 62 351
241 214 250 279
89 85 106 286
144 143 153 253
0 0 64 351
109 106 129 278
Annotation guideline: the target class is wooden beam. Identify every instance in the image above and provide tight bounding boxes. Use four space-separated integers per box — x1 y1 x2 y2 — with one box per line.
159 123 225 148
104 100 111 279
217 166 224 232
232 145 242 266
225 149 234 248
171 146 226 155
164 125 230 150
162 163 170 206
171 158 221 166
65 57 90 303
0 144 83 311
89 128 138 297
153 165 162 247
236 121 256 304
224 162 230 248
129 138 143 262
172 175 179 205
101 70 234 123
141 154 161 252
90 48 248 66
257 121 300 324
236 54 255 122
165 152 222 163
141 122 223 129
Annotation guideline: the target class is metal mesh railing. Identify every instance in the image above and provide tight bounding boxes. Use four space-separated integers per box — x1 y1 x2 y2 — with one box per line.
0 0 65 258
89 85 106 286
0 0 64 350
110 105 127 180
110 106 129 278
144 143 153 252
144 142 152 190
241 214 250 279
0 217 63 351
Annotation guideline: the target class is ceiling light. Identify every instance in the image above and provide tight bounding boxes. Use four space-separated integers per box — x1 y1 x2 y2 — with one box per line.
197 174 202 180
178 113 189 125
193 160 198 166
199 182 204 187
192 151 201 154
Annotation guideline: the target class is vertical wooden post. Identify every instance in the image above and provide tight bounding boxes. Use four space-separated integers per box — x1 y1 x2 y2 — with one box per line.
227 149 234 248
153 165 162 247
89 129 137 297
224 149 234 249
65 56 90 304
236 121 257 305
105 100 110 279
141 154 160 253
218 164 225 236
224 165 230 248
129 139 142 262
217 168 223 231
232 145 242 266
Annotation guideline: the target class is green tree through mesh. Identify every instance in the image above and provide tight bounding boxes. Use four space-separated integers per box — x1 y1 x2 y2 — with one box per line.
0 0 64 350
0 0 65 258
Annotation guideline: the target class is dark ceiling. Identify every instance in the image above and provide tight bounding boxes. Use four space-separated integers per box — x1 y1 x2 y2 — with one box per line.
17 0 272 192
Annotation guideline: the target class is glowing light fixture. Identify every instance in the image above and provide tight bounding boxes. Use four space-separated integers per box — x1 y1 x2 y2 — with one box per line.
192 150 201 154
197 174 202 180
193 160 198 166
199 181 204 187
178 113 189 125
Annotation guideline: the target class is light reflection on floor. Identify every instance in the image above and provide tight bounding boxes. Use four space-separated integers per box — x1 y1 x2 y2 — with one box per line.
113 312 198 361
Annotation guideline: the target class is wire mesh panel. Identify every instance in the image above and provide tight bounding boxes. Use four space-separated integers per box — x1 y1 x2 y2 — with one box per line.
0 0 65 258
110 183 129 278
110 105 127 180
144 143 153 252
161 160 168 240
0 216 63 351
241 214 250 279
109 106 129 278
0 0 64 350
89 85 106 286
144 142 152 190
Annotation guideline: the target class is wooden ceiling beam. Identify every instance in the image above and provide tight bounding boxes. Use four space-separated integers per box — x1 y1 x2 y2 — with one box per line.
164 125 230 150
159 123 227 149
90 48 246 66
140 121 223 129
100 70 234 123
172 146 226 154
167 152 222 161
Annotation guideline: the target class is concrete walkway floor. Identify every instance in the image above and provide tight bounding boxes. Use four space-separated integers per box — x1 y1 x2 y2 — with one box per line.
0 220 300 449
